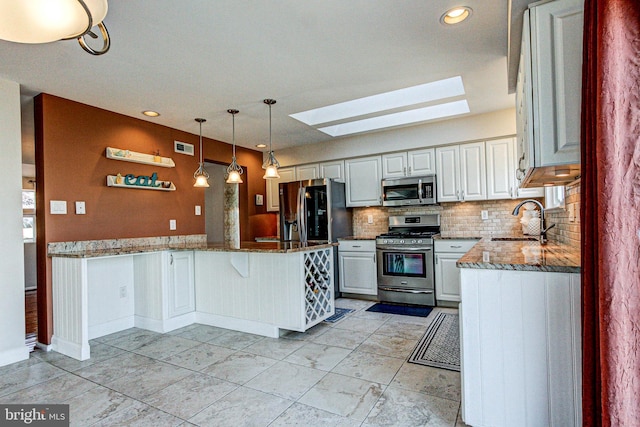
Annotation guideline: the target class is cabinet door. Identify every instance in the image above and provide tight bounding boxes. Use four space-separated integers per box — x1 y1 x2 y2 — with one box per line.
530 0 583 166
486 138 516 200
516 13 536 184
382 152 407 178
408 148 435 176
345 156 382 207
296 164 319 181
320 160 345 181
435 146 460 202
266 167 296 212
339 252 377 295
435 253 461 302
459 142 487 201
167 251 195 318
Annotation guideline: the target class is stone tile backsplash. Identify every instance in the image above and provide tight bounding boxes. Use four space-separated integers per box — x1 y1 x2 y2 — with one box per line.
545 180 581 249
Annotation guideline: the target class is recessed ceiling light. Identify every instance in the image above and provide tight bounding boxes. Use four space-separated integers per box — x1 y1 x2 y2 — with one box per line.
290 76 465 126
142 110 160 117
317 100 470 137
255 143 267 148
554 168 571 177
441 7 472 25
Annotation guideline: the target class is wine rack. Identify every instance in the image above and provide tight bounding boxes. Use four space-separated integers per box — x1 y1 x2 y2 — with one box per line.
303 248 334 328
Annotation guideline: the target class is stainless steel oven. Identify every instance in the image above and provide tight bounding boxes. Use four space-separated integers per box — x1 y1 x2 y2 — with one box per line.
375 214 440 306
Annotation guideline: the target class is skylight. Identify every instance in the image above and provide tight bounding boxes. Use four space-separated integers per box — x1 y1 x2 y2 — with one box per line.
291 76 465 126
317 100 470 137
289 76 469 137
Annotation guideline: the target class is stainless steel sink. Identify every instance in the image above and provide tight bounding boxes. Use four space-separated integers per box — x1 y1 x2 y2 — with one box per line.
491 237 538 242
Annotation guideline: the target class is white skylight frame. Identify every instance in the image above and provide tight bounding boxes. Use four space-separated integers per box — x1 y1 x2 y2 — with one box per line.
290 76 465 126
317 100 470 137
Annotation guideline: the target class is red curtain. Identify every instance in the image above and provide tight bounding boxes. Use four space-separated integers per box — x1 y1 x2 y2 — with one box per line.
581 1 640 425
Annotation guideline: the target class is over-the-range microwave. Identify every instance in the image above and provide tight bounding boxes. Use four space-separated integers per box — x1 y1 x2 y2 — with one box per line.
381 175 437 206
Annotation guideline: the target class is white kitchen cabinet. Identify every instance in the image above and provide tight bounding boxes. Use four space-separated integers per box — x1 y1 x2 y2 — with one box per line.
338 240 377 295
319 160 345 181
167 251 195 318
382 148 435 178
460 268 581 426
487 138 544 200
517 0 583 187
436 143 486 202
296 164 319 181
434 239 478 303
266 166 296 212
345 156 382 207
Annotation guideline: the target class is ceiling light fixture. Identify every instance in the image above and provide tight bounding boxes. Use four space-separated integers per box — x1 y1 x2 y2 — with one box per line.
554 168 571 177
193 118 209 188
0 0 111 55
255 143 267 148
441 7 473 25
225 109 244 184
262 99 281 179
142 110 160 117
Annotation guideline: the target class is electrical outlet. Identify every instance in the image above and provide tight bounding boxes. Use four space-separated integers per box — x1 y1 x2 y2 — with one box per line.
568 204 575 222
195 205 201 216
481 210 489 220
482 251 490 262
169 219 177 230
119 286 127 298
367 214 374 224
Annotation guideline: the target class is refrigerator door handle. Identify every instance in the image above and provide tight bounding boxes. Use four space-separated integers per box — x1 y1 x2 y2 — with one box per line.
297 186 308 243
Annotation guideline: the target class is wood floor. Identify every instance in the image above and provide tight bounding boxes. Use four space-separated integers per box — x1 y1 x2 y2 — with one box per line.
25 289 37 336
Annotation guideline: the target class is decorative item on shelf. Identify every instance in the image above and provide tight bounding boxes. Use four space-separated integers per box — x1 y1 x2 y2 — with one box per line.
225 109 244 184
106 172 175 191
105 147 175 167
0 0 111 55
262 99 281 179
193 118 210 188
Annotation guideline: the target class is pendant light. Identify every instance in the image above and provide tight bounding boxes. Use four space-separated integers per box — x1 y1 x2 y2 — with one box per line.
262 99 281 179
225 109 244 184
0 0 111 55
193 118 210 188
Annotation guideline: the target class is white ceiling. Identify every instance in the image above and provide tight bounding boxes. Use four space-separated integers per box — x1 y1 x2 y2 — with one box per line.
1 0 519 161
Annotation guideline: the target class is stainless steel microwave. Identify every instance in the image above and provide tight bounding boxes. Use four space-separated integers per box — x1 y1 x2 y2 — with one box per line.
382 175 437 206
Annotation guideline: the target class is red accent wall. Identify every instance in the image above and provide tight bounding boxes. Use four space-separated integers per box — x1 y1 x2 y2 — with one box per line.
35 94 277 343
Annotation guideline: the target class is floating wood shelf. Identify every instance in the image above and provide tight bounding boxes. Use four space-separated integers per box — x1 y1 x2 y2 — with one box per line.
106 175 176 191
106 147 175 168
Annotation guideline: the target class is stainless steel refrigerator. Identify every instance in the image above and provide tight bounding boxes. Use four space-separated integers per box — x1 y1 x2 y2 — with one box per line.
279 178 353 295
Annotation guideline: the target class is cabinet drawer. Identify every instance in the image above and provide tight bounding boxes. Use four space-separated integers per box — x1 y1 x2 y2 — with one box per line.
338 240 376 252
434 239 478 253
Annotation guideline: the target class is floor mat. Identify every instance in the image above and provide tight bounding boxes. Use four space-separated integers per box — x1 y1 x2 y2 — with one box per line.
365 303 433 317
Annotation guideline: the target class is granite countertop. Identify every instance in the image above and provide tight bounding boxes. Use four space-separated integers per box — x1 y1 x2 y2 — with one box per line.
338 236 377 241
433 235 482 240
49 241 336 258
457 238 581 273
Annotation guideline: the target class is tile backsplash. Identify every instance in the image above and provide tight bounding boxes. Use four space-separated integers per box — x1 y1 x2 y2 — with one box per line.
546 180 581 248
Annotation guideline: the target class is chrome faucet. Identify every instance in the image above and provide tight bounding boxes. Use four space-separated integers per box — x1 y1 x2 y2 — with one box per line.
512 199 556 245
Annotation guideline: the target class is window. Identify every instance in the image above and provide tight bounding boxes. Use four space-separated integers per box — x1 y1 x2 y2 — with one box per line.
22 190 36 243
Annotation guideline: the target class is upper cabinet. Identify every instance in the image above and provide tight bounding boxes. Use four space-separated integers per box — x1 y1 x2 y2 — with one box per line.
266 167 296 212
382 148 435 178
517 0 583 187
486 138 544 199
345 156 382 207
296 164 319 181
319 160 345 181
436 143 486 202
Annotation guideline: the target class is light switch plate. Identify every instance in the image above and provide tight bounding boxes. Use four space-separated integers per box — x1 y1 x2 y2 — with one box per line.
50 200 67 215
481 210 489 220
169 219 177 230
255 194 264 206
568 204 575 222
195 205 201 215
75 201 86 214
367 214 374 224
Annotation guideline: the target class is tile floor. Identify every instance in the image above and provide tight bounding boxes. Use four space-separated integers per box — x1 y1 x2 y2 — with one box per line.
0 299 469 427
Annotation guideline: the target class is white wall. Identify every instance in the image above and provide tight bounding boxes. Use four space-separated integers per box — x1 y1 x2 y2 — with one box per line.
0 77 29 366
274 108 517 166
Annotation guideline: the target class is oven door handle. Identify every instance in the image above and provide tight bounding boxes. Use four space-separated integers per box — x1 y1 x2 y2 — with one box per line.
418 178 423 203
376 246 432 252
379 287 434 294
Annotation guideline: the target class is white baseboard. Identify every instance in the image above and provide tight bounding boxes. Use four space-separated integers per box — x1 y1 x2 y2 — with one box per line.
89 317 135 341
51 335 90 361
196 312 280 338
35 342 52 352
0 346 30 367
135 312 196 333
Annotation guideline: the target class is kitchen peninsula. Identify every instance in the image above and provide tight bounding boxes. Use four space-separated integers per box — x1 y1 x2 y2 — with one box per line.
457 238 582 426
48 236 335 361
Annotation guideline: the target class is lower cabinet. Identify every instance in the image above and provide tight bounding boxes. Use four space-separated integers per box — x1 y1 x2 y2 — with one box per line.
338 240 377 295
167 251 195 318
434 239 478 303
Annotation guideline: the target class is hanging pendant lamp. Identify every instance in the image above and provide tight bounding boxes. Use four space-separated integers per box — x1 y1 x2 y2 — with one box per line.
262 99 281 179
225 109 244 184
193 118 210 188
0 0 111 55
